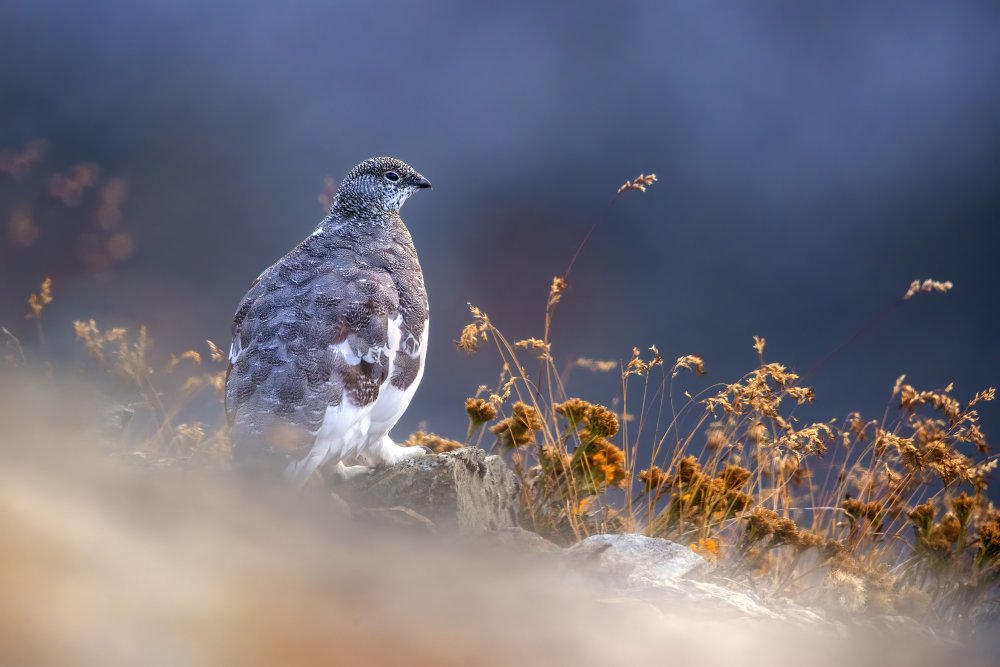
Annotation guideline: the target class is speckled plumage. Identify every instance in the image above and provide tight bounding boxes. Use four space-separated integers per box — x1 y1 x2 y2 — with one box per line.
225 157 432 482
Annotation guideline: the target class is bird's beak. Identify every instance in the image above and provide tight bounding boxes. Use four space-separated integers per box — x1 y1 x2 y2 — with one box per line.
414 175 432 189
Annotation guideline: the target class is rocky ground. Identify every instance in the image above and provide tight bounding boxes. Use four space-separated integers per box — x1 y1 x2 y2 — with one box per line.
2 378 995 666
330 448 938 637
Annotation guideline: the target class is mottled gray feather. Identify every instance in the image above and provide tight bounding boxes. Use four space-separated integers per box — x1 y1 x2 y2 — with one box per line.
225 157 430 473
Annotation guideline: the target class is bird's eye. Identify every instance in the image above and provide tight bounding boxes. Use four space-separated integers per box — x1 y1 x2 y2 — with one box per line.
383 171 400 182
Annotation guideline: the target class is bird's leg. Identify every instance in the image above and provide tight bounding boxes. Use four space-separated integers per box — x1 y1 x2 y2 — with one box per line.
371 435 429 466
331 460 372 481
284 450 328 488
286 451 370 486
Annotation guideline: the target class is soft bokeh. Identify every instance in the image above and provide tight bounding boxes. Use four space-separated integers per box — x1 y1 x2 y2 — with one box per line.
1 0 997 442
2 374 998 666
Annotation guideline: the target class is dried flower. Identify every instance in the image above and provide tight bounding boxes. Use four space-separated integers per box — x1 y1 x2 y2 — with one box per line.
747 421 769 444
771 516 801 547
638 465 670 494
555 398 592 426
457 304 490 353
617 172 657 194
795 530 826 551
825 570 867 613
26 276 53 321
938 514 962 545
842 499 884 530
547 276 567 309
515 337 551 360
967 387 996 409
903 278 953 300
402 430 463 454
907 502 937 541
206 340 226 363
585 404 619 439
899 383 962 424
491 401 543 448
786 386 815 404
574 436 627 489
624 345 663 377
676 455 702 485
690 537 719 561
169 350 202 369
554 398 618 438
672 354 706 377
721 464 751 490
173 422 206 447
977 515 1000 566
742 507 781 548
951 493 976 528
465 397 498 425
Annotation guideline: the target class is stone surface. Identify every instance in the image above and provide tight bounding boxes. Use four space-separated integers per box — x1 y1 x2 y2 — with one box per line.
337 447 519 533
489 527 562 553
568 533 820 622
569 533 705 585
334 461 921 631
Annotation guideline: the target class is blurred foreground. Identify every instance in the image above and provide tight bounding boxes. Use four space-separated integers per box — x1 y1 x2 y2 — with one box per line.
0 373 997 667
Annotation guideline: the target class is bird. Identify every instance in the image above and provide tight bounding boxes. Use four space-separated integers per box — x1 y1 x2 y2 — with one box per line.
224 156 433 484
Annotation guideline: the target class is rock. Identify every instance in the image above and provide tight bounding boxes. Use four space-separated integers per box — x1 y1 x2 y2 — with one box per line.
668 579 790 620
862 615 939 639
489 527 562 553
568 533 820 622
354 506 437 531
569 534 705 586
338 447 519 533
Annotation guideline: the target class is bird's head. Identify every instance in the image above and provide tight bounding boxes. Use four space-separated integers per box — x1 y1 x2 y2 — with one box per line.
334 156 432 215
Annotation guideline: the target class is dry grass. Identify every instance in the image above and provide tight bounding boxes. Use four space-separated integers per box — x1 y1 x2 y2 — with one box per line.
444 178 997 630
4 379 995 667
3 163 997 636
452 269 997 630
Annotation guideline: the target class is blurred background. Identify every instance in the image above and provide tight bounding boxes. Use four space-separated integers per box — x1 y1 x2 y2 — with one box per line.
1 0 997 441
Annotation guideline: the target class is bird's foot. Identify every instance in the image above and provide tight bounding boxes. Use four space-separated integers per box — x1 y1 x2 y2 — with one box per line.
371 436 430 466
332 461 372 481
383 445 431 465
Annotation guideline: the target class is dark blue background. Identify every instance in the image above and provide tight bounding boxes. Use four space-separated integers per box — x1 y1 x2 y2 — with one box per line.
1 1 997 447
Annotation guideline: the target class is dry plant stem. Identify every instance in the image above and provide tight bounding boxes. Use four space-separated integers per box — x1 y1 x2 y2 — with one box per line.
2 327 26 366
532 193 624 417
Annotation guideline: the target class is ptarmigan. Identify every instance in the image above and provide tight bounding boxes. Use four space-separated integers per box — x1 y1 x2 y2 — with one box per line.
225 157 432 484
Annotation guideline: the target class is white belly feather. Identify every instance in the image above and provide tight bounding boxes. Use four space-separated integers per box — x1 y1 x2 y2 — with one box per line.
289 314 428 477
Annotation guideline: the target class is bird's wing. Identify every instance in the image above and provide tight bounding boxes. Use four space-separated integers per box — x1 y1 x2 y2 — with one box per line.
224 269 269 427
225 250 400 468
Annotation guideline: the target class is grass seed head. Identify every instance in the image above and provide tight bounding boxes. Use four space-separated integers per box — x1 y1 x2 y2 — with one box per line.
672 354 706 377
26 277 53 321
903 278 954 300
617 173 657 194
547 276 567 308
